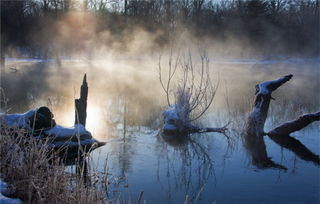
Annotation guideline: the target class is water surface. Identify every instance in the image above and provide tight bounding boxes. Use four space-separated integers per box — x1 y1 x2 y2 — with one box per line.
2 57 319 203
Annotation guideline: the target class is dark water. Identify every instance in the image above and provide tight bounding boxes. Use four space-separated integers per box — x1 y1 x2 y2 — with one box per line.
90 122 319 203
2 58 319 203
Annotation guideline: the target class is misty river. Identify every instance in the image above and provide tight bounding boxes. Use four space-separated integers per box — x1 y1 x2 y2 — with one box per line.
2 56 319 203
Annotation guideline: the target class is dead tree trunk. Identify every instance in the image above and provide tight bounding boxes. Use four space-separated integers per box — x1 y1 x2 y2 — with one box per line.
75 74 88 126
245 74 293 136
0 47 5 70
244 74 292 169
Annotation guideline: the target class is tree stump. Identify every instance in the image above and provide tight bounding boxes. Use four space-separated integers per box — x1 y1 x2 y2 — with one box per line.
75 74 88 127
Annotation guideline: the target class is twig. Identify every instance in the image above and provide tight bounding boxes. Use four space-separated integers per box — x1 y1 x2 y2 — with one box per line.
136 191 144 204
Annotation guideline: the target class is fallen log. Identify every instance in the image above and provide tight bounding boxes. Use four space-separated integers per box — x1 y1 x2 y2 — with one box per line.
267 112 320 136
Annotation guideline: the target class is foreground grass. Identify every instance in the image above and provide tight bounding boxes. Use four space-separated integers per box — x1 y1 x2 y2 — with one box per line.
0 125 106 204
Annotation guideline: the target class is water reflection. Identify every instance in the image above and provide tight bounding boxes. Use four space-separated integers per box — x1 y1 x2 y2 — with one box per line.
268 134 320 165
158 131 231 202
244 132 287 170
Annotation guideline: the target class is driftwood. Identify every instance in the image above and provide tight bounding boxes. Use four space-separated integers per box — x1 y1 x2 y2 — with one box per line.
75 74 88 126
189 122 230 134
267 112 320 136
245 74 319 169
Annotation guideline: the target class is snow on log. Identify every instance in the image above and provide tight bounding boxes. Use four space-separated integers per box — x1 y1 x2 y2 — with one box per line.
75 74 88 126
162 105 228 134
255 74 293 95
0 109 36 130
0 111 98 149
43 124 97 149
162 105 185 133
267 112 320 136
246 74 293 136
0 74 103 151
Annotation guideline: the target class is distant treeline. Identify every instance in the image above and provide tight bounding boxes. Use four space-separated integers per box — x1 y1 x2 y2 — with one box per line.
1 0 319 62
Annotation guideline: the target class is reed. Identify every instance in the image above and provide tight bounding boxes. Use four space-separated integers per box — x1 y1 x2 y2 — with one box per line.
0 124 106 204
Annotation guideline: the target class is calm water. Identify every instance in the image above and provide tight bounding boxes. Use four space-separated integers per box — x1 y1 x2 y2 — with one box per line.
2 57 319 203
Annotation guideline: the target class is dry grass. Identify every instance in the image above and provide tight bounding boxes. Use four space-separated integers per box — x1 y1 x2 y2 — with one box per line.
0 124 107 204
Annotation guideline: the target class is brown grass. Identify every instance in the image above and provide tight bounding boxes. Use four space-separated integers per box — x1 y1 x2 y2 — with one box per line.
0 124 107 204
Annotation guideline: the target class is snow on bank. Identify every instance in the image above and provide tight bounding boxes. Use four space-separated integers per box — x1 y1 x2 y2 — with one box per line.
0 180 22 204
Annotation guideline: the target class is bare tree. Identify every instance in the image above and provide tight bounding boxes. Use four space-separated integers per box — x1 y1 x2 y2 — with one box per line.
159 50 228 134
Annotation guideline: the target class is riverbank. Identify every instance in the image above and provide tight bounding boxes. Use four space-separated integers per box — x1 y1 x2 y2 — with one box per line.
0 124 105 203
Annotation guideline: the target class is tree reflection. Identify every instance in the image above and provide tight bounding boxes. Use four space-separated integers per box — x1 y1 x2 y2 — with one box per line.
157 131 230 203
244 132 287 170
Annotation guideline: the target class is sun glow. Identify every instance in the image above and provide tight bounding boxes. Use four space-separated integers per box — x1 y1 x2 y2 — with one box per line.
86 101 107 140
52 100 107 140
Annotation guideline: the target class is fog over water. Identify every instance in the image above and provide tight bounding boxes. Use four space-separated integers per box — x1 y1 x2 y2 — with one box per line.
0 2 320 203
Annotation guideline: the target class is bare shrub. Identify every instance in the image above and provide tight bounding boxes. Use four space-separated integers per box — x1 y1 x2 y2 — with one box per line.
159 50 217 129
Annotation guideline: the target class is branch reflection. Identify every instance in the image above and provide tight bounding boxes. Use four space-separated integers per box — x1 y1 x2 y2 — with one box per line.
158 131 218 203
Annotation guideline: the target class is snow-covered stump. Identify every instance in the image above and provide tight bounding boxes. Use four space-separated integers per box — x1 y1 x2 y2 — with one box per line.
245 74 293 136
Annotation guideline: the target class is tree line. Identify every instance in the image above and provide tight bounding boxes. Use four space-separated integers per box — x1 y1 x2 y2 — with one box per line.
1 0 319 64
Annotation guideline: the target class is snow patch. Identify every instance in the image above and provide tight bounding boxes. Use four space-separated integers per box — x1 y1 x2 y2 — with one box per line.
44 124 91 138
257 75 291 95
44 124 96 148
0 180 22 204
0 110 36 130
258 81 273 95
162 105 180 131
